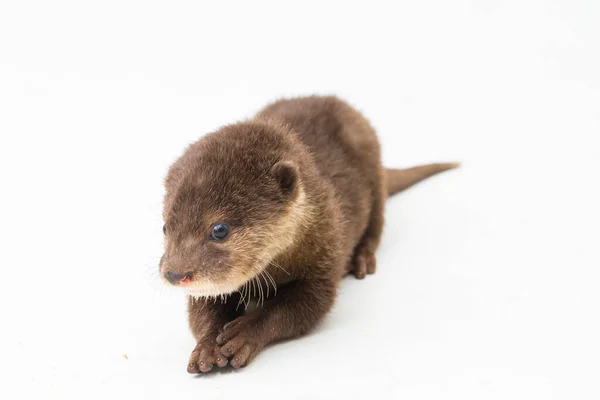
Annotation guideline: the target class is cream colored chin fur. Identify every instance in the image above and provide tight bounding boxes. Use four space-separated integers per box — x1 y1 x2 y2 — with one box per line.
185 277 248 299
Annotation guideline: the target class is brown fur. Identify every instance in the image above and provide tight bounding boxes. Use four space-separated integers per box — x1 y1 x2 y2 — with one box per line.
159 95 458 372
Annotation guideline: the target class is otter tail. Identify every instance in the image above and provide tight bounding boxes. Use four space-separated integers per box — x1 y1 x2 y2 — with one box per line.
385 162 460 196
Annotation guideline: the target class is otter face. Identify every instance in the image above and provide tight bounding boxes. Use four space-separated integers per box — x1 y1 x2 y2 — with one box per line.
159 123 309 298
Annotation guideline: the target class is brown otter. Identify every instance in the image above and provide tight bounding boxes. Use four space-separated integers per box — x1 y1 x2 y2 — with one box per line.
159 95 458 372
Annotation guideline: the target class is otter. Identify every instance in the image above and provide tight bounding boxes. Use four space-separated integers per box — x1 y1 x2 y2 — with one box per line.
159 96 458 373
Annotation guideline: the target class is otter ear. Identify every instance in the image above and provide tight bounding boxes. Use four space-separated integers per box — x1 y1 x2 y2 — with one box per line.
270 161 298 196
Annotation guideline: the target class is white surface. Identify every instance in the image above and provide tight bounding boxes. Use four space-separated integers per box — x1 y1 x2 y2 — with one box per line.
1 1 599 399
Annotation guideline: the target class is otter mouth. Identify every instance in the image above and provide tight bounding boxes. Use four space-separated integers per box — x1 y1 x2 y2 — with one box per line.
185 280 244 299
184 268 278 306
184 273 256 299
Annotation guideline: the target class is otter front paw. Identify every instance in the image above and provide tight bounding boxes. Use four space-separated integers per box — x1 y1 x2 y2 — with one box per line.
216 316 265 369
187 340 228 373
350 245 377 279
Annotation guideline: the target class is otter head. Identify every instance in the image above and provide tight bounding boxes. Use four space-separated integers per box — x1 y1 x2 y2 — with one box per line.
159 121 310 298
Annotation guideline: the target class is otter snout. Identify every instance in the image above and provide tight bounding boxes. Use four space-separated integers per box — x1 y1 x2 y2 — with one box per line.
164 271 193 285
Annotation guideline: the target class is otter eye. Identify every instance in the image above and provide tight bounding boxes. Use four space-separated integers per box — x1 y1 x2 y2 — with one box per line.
162 225 166 235
210 223 229 241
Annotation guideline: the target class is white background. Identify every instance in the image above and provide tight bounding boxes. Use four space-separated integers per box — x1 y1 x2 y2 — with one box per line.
1 0 599 399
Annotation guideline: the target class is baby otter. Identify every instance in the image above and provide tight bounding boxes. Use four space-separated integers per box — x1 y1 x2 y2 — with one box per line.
160 96 458 372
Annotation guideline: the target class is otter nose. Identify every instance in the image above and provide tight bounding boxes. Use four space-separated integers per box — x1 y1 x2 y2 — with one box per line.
165 271 192 285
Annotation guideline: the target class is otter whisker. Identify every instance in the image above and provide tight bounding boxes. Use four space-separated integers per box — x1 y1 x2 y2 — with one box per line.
254 276 260 307
256 276 264 307
269 261 290 276
239 281 247 310
264 269 277 296
244 281 251 310
240 281 250 310
260 271 270 298
236 284 246 311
